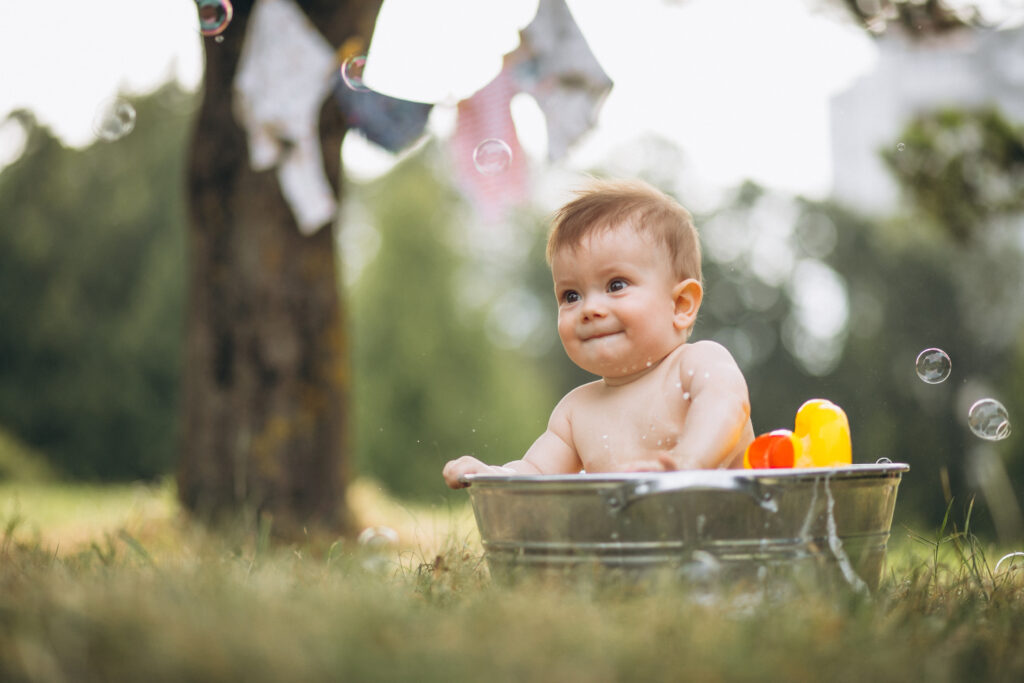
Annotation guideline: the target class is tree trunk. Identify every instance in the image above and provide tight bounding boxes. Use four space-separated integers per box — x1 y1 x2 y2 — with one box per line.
178 0 381 538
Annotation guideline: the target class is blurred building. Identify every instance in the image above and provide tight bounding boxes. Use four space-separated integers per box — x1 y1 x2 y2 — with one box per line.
829 24 1024 214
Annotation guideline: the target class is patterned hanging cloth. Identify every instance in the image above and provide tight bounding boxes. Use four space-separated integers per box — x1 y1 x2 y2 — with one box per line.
233 0 338 235
450 0 612 220
451 63 530 222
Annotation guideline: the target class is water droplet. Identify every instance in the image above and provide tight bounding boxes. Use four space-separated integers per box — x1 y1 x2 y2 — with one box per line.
875 457 892 464
896 142 906 152
196 0 233 37
602 434 608 439
675 382 682 389
687 370 694 376
610 531 619 540
968 398 1012 441
341 55 369 91
214 35 225 43
682 392 690 400
92 99 136 141
915 347 951 384
703 372 710 379
472 138 512 175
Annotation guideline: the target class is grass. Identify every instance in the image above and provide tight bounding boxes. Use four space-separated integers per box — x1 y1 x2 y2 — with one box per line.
2 481 1024 682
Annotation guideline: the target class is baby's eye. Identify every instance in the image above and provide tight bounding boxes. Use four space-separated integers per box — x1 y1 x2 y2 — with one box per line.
562 290 581 304
608 279 628 292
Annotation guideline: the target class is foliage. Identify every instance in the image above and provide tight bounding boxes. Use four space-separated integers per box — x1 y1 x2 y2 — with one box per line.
0 86 190 480
836 0 977 36
346 146 556 499
2 484 1024 681
0 427 56 483
881 107 1024 244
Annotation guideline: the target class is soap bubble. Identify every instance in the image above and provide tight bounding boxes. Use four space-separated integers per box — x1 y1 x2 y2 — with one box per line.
92 99 136 141
341 55 369 91
915 348 951 384
196 0 233 37
896 142 906 152
968 398 1011 441
995 552 1024 573
473 138 513 175
358 526 398 573
358 525 399 549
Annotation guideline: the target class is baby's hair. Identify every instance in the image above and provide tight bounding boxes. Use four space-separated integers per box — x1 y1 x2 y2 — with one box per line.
546 178 702 283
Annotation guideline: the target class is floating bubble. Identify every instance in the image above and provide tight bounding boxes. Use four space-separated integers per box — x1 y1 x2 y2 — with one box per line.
915 348 951 384
92 99 137 142
196 0 233 37
357 525 399 550
896 142 906 152
358 525 398 573
968 398 1011 441
472 138 513 175
341 55 369 91
995 551 1024 573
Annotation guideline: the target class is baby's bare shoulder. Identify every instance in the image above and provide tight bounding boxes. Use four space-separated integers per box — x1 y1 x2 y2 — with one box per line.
551 380 603 416
679 340 740 369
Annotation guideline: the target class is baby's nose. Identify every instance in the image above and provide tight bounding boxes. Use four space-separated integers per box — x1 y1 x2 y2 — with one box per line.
580 299 607 320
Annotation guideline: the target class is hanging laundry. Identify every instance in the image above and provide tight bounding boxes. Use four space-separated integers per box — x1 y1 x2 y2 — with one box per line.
451 64 530 222
449 0 611 220
510 0 613 161
332 75 433 153
233 0 338 235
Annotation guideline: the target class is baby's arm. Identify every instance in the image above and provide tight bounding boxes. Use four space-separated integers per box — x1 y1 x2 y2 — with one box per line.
662 340 754 470
442 396 582 489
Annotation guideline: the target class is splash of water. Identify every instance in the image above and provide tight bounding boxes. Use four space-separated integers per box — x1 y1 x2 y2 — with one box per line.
797 476 821 551
824 476 868 593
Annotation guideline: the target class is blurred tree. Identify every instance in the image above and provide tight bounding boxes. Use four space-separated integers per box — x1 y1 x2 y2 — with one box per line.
835 0 971 36
348 146 556 499
178 0 382 536
0 88 189 480
881 107 1024 244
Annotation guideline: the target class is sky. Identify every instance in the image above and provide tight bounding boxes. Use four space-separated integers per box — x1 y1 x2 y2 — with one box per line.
0 0 878 200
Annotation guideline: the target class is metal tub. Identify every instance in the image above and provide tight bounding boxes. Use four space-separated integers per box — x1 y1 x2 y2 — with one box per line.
462 463 909 590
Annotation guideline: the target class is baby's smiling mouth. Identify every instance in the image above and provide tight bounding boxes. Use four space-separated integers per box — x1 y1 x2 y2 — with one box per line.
581 329 621 342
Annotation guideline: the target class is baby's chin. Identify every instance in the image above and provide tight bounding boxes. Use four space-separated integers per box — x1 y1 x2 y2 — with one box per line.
580 357 662 381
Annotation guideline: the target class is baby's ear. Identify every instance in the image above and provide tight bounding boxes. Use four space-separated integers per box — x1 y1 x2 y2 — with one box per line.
672 279 703 332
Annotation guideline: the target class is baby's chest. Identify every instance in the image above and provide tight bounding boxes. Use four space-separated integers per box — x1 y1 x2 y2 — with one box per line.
571 388 690 468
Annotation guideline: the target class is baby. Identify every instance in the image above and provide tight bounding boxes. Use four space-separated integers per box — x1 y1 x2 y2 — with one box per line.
443 179 754 487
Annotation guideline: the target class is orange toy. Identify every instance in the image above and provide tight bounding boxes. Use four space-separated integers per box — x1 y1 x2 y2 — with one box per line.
744 399 851 469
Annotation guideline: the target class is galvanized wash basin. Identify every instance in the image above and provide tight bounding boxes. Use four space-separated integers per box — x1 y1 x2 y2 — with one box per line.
462 463 909 591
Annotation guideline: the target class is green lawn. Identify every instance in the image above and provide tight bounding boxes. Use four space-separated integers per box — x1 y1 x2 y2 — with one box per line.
1 481 1023 682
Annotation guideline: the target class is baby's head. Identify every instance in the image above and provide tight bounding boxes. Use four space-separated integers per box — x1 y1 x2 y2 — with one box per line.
547 179 705 379
546 178 702 286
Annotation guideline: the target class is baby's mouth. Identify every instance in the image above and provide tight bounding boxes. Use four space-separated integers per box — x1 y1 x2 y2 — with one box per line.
581 329 621 342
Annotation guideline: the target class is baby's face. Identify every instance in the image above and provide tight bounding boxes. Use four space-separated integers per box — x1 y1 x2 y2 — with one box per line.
551 224 690 381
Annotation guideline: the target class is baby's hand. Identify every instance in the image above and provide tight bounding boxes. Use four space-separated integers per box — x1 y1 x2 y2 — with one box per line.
442 455 516 489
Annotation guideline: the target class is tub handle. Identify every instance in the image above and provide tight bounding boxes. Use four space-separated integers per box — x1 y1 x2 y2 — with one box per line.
601 472 773 513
